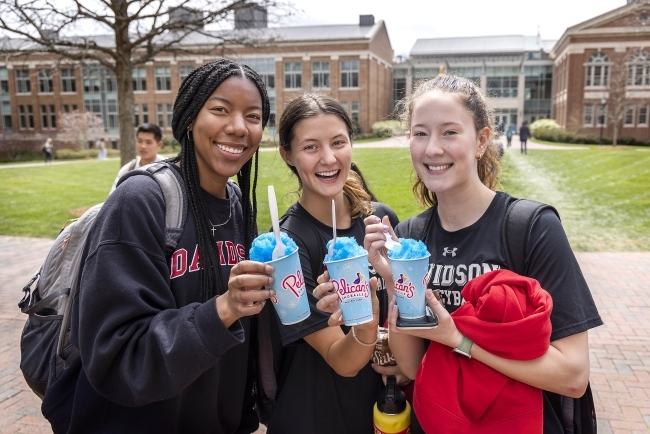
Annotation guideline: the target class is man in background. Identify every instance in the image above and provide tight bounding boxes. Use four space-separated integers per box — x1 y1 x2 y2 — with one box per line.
110 123 164 194
519 121 531 155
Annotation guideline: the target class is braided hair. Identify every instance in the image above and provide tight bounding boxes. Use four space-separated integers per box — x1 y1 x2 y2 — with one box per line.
170 59 270 302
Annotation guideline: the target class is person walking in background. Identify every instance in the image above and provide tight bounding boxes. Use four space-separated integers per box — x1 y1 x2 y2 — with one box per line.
41 59 274 433
506 126 513 148
42 138 53 165
110 123 164 193
97 138 108 160
519 121 531 154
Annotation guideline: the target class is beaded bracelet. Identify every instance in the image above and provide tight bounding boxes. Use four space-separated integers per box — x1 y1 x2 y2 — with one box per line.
352 327 378 347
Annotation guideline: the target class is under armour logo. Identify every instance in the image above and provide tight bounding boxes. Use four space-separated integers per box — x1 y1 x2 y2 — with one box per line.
442 247 457 257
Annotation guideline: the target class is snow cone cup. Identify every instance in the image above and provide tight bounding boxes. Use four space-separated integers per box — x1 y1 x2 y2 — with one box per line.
324 252 373 326
390 253 431 319
267 248 311 325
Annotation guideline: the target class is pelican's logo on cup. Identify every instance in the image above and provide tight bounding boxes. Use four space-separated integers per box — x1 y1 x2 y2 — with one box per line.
281 270 305 298
332 276 370 301
394 273 415 299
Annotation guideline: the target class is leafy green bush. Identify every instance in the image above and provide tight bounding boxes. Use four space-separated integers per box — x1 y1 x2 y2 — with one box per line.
371 120 402 138
56 149 99 160
529 119 560 138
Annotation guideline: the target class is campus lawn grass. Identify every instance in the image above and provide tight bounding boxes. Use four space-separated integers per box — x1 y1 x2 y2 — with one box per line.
1 146 649 251
500 147 650 251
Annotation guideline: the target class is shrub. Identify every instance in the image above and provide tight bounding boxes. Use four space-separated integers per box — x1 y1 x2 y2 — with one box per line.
56 149 99 160
371 120 402 138
529 119 560 138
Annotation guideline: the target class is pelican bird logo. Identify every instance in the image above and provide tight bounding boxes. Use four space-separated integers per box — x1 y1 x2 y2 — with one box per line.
397 273 408 284
353 272 365 284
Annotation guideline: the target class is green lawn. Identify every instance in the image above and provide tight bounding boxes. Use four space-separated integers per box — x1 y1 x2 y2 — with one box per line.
1 146 649 251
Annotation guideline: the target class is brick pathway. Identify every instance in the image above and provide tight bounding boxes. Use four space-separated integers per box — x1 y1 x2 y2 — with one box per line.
0 237 648 433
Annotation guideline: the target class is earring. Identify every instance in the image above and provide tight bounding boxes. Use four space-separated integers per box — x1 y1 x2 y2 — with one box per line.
187 129 192 141
476 152 483 160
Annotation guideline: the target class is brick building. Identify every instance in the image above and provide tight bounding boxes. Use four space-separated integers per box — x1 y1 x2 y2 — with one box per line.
552 0 650 142
0 13 393 149
393 34 556 129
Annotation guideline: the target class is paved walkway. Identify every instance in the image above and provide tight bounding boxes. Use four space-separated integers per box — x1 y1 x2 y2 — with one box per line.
1 242 649 434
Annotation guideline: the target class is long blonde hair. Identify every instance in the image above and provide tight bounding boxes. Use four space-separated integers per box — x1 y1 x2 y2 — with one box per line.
396 75 501 208
278 93 374 218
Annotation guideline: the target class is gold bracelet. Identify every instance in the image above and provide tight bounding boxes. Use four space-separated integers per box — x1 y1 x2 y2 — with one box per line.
352 327 378 347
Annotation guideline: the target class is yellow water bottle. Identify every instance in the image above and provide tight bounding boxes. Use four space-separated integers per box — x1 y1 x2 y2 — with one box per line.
373 375 411 434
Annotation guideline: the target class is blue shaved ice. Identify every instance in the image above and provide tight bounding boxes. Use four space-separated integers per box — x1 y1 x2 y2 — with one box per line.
249 232 298 262
387 238 430 259
324 237 367 262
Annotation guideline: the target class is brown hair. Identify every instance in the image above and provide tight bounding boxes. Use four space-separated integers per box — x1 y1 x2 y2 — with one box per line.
397 75 501 208
278 93 374 218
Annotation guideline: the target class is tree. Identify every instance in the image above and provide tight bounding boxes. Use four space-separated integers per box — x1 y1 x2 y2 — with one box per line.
58 110 106 151
0 0 289 165
606 51 629 147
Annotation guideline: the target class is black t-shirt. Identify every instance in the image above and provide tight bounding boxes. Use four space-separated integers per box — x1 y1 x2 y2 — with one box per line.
395 191 603 433
44 167 258 434
267 202 399 434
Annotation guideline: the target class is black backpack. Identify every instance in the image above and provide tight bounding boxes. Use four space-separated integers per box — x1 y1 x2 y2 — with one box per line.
406 198 597 434
18 162 188 399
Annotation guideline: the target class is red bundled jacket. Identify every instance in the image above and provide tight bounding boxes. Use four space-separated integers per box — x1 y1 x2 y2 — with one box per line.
414 269 553 433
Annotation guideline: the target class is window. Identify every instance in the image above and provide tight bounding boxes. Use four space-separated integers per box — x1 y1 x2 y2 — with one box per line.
155 66 171 91
351 101 359 124
105 71 117 93
60 68 76 92
585 52 610 87
284 62 302 89
268 96 276 127
486 66 519 98
166 103 173 128
18 105 34 130
624 106 635 126
84 98 101 114
340 60 359 88
2 99 12 129
107 99 118 129
41 105 56 129
312 61 330 88
446 67 482 84
179 65 195 85
142 104 149 124
639 105 648 125
157 103 164 127
83 67 101 93
134 105 140 126
584 104 594 127
38 70 53 93
15 70 31 94
132 67 147 91
627 50 650 86
62 104 78 113
0 67 7 95
243 58 275 89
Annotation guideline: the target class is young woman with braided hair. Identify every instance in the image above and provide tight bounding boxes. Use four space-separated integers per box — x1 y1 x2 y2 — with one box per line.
42 59 275 433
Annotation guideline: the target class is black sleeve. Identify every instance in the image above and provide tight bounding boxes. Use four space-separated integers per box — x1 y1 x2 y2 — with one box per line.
525 210 603 341
72 176 245 407
275 226 331 347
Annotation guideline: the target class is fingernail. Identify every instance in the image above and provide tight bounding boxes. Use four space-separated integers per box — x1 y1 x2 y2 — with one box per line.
374 217 381 223
391 294 396 302
392 304 397 311
382 225 389 232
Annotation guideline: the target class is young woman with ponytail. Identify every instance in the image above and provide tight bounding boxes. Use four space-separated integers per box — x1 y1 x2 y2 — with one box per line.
42 59 274 433
264 93 402 434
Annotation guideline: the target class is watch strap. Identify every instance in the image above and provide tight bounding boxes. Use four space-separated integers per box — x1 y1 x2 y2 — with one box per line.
452 336 473 358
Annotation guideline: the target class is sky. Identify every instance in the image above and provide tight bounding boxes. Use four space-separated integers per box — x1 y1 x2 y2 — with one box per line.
279 0 629 57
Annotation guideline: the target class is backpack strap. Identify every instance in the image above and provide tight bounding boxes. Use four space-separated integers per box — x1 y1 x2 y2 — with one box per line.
279 209 325 282
406 207 435 244
501 198 559 275
118 162 188 254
